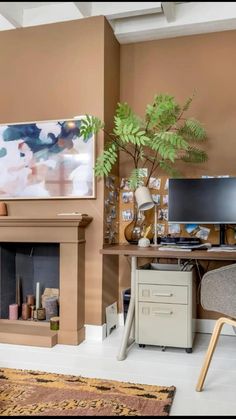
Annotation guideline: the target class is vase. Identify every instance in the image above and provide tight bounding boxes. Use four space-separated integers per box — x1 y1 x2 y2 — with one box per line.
124 207 144 244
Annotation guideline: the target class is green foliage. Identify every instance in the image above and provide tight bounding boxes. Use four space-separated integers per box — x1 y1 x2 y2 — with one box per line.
80 115 104 142
80 93 208 189
146 94 181 130
181 146 208 164
94 143 117 177
128 168 147 191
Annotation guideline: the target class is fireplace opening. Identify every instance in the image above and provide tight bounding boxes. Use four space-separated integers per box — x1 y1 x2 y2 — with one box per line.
0 243 59 322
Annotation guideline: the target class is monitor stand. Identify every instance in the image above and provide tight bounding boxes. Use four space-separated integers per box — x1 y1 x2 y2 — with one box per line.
212 224 236 248
219 224 226 246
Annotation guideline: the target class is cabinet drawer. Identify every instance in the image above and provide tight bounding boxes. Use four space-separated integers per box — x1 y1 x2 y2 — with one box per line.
137 268 193 286
137 302 188 347
139 284 188 304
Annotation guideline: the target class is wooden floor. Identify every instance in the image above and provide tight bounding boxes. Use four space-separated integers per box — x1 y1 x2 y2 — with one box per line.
0 328 235 416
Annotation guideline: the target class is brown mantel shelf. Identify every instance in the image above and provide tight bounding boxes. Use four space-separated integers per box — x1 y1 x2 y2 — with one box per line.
0 215 93 244
0 215 93 228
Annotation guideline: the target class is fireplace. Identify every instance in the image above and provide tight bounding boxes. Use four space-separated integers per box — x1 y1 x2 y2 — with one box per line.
0 243 59 319
0 215 92 347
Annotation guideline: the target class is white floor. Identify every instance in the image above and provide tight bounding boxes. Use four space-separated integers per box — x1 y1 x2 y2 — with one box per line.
0 328 236 416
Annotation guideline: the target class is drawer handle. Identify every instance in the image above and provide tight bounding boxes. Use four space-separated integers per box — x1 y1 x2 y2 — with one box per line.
153 310 173 316
153 293 173 297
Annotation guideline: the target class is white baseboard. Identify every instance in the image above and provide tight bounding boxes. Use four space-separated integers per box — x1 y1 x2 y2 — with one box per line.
85 324 107 342
196 319 236 336
85 318 235 342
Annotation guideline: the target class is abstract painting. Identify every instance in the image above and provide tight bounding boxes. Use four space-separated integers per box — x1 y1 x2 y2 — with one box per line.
0 117 95 199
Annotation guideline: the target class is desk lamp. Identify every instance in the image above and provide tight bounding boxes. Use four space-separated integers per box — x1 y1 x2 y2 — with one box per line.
134 186 156 246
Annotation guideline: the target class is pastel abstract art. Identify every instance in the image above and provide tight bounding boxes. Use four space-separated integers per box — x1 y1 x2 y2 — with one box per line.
0 117 95 199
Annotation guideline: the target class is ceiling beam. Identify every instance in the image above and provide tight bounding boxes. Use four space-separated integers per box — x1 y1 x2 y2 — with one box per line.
115 2 236 44
0 2 24 28
161 2 175 22
91 2 162 20
73 2 92 17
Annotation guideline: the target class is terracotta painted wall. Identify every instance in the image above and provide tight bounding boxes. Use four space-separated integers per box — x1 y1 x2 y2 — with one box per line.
0 16 120 325
120 30 236 318
102 23 120 322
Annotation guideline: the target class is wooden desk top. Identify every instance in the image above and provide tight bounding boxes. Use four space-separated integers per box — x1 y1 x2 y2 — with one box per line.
101 244 236 261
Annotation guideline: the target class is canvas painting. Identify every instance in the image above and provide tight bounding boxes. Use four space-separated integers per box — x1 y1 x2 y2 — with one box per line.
0 117 95 199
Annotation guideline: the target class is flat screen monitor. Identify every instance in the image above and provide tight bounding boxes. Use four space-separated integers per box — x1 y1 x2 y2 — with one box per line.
168 177 236 245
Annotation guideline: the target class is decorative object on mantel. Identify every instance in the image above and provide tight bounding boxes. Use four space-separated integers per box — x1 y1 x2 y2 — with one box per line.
9 304 18 320
35 282 41 310
44 297 59 321
50 316 60 331
42 288 59 320
0 117 95 199
0 202 7 216
26 295 35 306
21 303 30 320
36 307 46 321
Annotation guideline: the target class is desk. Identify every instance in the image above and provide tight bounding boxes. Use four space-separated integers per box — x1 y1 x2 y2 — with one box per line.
101 244 236 360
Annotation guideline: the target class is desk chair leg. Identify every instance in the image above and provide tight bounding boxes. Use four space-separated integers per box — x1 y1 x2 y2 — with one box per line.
196 317 226 392
117 256 137 361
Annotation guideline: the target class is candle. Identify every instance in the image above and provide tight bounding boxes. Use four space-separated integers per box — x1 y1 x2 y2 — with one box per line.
22 303 30 320
26 295 35 306
9 304 18 320
37 308 46 321
36 282 41 309
50 316 60 331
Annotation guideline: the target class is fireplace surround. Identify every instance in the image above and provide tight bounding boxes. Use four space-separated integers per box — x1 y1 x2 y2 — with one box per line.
0 215 92 347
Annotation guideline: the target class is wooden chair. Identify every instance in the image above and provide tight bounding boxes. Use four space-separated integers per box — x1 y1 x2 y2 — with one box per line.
196 263 236 392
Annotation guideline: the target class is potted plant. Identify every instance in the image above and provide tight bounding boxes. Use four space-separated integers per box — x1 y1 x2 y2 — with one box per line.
80 93 208 243
80 93 207 189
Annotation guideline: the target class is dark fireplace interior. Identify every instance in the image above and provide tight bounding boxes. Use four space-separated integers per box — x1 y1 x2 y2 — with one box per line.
0 243 59 320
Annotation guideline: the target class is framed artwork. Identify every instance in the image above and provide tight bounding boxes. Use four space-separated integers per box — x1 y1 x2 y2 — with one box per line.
0 117 95 199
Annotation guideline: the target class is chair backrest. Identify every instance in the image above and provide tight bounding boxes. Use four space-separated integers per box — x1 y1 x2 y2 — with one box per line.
201 263 236 319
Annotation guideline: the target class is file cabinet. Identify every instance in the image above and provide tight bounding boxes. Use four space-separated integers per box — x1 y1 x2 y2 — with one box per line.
135 263 196 352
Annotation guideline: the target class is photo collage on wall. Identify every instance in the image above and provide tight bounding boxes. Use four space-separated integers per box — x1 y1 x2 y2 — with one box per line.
104 174 234 245
119 175 173 242
104 175 119 244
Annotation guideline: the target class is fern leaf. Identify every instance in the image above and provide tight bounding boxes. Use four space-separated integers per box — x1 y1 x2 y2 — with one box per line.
94 144 118 177
128 168 146 190
182 146 208 163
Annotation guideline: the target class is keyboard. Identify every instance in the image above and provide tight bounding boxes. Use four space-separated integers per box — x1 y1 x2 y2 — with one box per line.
207 246 236 252
158 243 212 251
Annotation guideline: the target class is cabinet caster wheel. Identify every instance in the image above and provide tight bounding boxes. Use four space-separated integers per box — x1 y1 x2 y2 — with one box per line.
139 344 146 348
186 348 192 353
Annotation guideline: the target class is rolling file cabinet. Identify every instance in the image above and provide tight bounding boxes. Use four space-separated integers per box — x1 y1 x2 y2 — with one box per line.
135 263 196 352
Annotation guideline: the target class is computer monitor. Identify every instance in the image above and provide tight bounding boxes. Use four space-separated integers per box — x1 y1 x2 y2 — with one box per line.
168 177 236 246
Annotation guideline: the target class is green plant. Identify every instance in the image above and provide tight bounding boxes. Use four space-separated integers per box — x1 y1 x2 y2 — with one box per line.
80 93 208 189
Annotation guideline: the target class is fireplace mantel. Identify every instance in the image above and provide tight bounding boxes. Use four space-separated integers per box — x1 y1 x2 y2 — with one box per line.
0 214 92 347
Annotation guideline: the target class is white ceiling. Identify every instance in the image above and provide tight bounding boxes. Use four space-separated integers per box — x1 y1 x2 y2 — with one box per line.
0 2 236 43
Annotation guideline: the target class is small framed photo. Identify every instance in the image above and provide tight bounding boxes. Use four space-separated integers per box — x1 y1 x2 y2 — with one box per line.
122 209 133 221
122 191 133 203
148 177 161 190
120 178 130 190
156 223 165 235
168 223 181 234
163 194 169 206
151 194 161 205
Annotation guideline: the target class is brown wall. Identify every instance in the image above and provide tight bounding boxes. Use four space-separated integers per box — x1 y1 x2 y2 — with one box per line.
102 23 120 322
120 30 236 178
120 30 236 318
0 16 120 325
